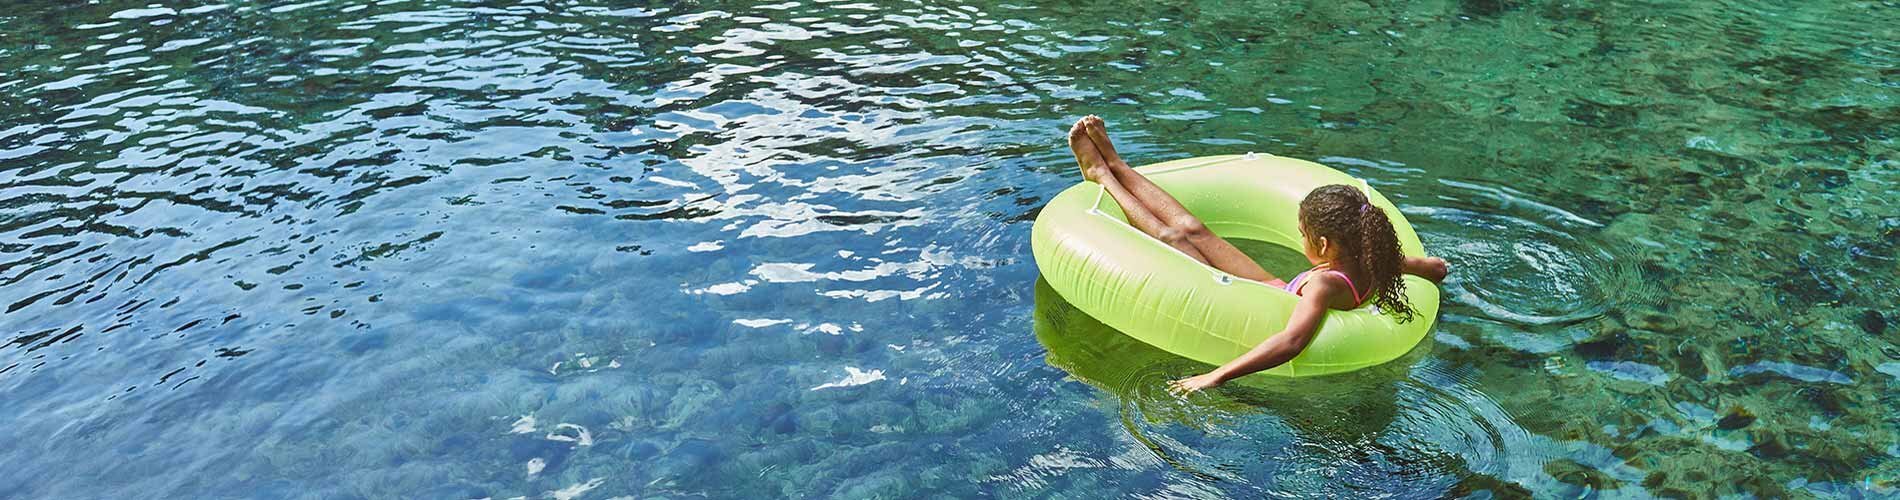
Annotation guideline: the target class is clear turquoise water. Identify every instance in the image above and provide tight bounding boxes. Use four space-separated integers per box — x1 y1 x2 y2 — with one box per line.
2 0 1896 497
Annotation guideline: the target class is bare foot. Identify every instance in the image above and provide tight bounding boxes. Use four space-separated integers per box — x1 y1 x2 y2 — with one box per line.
1068 118 1112 183
1081 115 1129 169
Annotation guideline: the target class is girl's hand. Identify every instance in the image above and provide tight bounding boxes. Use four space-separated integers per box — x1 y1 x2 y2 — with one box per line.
1169 372 1224 395
1406 256 1450 283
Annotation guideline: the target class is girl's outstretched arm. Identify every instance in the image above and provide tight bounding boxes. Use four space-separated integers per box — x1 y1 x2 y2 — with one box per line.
1168 277 1340 394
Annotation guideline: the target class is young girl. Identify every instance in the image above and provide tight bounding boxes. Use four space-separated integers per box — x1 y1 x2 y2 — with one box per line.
1063 116 1450 393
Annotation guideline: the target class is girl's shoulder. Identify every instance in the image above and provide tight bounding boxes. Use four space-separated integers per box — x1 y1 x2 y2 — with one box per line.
1304 269 1363 309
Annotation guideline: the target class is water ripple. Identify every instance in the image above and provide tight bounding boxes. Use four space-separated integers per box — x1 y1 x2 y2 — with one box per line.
4 0 1898 497
1410 177 1656 327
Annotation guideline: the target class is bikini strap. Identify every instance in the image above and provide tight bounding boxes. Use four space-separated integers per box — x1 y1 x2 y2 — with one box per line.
1325 270 1366 304
1286 268 1364 304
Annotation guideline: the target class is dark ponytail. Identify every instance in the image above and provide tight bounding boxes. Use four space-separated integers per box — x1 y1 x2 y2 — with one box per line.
1299 185 1416 322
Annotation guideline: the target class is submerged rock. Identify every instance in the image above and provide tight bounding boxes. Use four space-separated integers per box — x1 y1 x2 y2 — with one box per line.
1458 0 1524 18
1672 344 1708 381
1858 310 1887 336
1544 458 1622 492
1800 386 1851 417
1447 472 1534 498
1622 309 1683 333
1563 98 1640 129
757 402 797 435
1802 105 1897 142
1572 331 1630 359
1716 407 1756 430
1747 432 1791 459
665 438 728 471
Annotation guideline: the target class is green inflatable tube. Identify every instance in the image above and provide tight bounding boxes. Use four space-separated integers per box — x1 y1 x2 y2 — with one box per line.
1030 154 1440 377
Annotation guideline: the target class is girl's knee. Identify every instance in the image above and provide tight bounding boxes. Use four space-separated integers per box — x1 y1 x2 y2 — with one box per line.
1157 227 1189 245
1174 220 1210 239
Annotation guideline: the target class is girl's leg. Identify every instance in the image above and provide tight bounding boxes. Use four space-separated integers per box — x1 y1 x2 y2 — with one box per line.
1070 120 1209 263
1080 116 1276 284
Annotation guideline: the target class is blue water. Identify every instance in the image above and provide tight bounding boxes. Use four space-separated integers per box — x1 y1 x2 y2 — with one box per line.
2 0 1897 497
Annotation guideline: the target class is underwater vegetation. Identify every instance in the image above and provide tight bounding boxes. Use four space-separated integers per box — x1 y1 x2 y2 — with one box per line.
0 0 1895 497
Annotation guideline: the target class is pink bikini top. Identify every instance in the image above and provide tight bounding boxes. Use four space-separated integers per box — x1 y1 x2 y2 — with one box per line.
1283 267 1366 305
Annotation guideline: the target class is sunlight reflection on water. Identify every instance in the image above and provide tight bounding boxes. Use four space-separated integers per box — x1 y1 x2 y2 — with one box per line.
2 0 1897 497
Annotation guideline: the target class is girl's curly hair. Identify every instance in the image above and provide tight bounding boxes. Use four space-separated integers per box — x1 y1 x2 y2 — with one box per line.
1299 184 1416 322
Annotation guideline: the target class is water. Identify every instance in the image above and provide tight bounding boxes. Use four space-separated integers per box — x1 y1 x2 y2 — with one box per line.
2 0 1896 497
